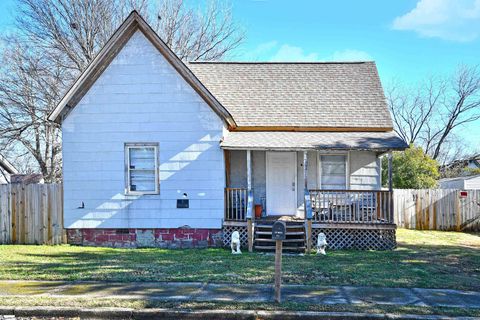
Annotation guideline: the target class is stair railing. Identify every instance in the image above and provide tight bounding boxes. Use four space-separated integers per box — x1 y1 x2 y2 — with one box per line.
246 189 254 252
304 188 313 220
224 188 248 221
304 188 313 253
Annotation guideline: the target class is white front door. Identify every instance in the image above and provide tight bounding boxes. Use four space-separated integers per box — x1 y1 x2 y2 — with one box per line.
266 152 297 215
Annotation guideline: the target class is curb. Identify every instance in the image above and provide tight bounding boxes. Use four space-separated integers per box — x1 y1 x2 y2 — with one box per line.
0 306 477 320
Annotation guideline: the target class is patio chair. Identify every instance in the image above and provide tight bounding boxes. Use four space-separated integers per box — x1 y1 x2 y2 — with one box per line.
356 193 377 222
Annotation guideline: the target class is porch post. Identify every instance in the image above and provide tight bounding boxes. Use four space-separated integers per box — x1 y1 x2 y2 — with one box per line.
247 150 252 191
387 151 393 192
246 150 254 252
387 151 394 223
303 151 308 190
303 151 312 254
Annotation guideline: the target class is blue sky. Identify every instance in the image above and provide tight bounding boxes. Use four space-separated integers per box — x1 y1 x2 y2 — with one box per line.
231 0 480 83
0 0 478 150
228 0 480 149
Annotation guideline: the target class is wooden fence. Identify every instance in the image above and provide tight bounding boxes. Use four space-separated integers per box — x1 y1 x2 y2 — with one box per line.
394 189 480 231
0 184 65 244
1 185 479 245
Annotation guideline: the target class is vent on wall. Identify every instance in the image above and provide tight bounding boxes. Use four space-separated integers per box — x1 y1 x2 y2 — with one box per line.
177 199 189 208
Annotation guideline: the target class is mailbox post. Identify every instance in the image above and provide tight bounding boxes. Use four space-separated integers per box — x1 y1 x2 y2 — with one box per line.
272 221 286 303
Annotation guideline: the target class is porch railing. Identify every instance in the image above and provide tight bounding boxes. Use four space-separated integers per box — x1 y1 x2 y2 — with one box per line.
225 188 248 221
309 190 394 224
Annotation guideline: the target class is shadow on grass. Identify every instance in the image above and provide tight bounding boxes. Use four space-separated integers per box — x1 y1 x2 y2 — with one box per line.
0 242 478 290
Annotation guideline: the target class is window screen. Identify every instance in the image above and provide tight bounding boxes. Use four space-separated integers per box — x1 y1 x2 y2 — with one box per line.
125 144 158 194
321 155 347 190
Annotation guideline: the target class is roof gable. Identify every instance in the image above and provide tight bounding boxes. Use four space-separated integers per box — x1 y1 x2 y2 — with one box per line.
48 11 236 128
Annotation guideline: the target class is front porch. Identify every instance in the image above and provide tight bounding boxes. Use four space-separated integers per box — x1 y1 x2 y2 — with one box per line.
222 149 396 251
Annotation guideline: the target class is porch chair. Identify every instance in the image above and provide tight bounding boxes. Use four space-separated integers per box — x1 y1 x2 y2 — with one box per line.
356 193 377 222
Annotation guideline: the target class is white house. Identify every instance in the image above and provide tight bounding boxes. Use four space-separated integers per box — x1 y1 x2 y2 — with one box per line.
49 12 407 250
439 174 480 190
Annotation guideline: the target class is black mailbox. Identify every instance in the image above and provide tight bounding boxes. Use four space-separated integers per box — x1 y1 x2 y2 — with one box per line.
272 221 286 241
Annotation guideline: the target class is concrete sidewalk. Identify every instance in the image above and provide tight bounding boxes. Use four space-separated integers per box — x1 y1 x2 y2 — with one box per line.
0 280 479 309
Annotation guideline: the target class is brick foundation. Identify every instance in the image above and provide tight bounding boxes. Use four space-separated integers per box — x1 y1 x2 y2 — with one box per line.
66 228 223 248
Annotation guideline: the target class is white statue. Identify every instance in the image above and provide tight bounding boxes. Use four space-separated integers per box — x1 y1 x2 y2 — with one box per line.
316 232 327 255
231 231 242 254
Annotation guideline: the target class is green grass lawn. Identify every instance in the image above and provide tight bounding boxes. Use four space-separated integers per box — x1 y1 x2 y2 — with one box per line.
0 229 478 290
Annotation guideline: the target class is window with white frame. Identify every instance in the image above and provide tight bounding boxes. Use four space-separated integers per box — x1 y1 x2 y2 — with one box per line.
320 155 347 190
125 143 159 194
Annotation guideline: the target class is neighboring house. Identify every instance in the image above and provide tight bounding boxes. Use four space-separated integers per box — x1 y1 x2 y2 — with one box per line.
440 155 480 178
466 156 480 170
439 174 480 190
0 155 18 184
48 12 407 250
10 174 44 184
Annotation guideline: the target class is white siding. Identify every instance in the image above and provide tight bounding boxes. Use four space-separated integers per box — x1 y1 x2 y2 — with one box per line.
62 31 225 229
465 176 480 189
348 151 381 190
229 150 247 188
439 179 465 189
440 175 480 189
253 151 267 206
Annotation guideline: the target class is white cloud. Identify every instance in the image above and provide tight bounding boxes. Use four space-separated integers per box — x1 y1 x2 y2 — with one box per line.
329 49 373 61
268 44 319 62
241 40 278 60
245 41 372 62
254 40 278 53
392 0 480 42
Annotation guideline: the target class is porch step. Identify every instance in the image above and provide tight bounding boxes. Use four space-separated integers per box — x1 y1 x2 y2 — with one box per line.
255 238 304 243
254 221 306 253
254 245 306 251
255 224 304 229
255 231 305 236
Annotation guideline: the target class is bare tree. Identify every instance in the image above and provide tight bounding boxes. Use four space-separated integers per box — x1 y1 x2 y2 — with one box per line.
152 0 244 61
13 0 149 75
0 41 64 182
431 66 480 159
386 77 444 145
0 0 148 182
0 0 244 181
14 0 244 72
387 65 480 162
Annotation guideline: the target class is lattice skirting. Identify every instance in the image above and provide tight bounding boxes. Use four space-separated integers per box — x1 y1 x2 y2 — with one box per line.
312 228 396 250
222 225 248 248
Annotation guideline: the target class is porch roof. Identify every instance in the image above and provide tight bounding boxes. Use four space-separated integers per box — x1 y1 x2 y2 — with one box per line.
221 131 408 151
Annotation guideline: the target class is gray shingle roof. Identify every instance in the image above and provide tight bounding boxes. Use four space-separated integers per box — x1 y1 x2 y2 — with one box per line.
221 131 407 151
187 62 392 128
